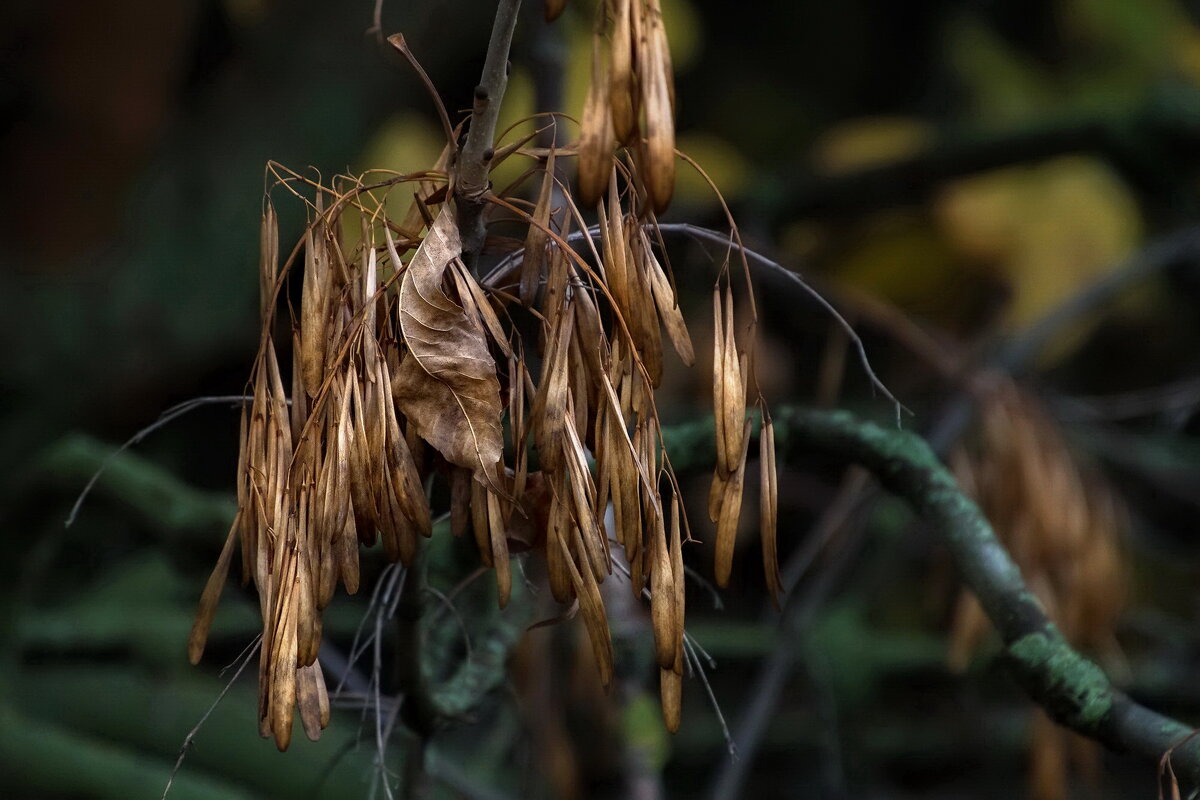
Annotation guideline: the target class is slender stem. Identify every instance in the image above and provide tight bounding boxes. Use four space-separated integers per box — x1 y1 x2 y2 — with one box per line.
456 0 524 265
397 543 437 739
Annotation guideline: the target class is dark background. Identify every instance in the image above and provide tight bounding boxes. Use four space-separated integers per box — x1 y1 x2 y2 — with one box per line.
4 0 1200 797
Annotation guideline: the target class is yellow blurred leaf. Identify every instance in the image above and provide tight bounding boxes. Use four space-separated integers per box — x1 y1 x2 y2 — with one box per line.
809 117 932 176
935 155 1142 329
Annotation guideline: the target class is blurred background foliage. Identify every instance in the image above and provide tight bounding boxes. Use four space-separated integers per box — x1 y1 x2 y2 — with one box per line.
4 0 1200 797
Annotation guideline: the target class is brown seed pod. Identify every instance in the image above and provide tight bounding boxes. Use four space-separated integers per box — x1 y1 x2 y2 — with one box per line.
760 416 781 608
650 502 677 668
561 523 614 687
296 661 328 742
299 224 330 397
188 514 240 665
715 418 752 588
608 0 637 144
259 202 279 318
639 0 676 213
520 151 558 307
487 489 512 607
660 662 682 733
720 289 746 476
643 230 695 365
578 32 615 207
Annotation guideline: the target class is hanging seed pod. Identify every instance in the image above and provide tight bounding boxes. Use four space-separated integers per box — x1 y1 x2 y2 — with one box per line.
296 661 328 742
259 202 279 319
545 0 567 22
669 491 685 659
639 0 676 213
660 661 682 733
487 489 512 607
650 501 677 668
711 285 728 483
471 478 493 568
520 151 558 307
608 0 636 144
563 523 614 687
760 416 781 608
299 223 330 397
578 32 615 207
188 514 240 665
720 288 746 475
643 230 695 365
715 418 752 588
546 486 575 603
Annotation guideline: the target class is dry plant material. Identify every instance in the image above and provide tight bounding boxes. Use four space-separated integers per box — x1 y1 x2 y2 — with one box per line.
578 0 676 211
189 0 776 746
949 380 1126 800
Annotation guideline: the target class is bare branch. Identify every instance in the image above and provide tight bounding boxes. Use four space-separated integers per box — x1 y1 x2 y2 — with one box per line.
697 407 1200 797
456 0 523 263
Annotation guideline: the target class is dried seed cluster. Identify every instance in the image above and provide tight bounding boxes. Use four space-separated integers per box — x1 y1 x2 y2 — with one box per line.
949 381 1125 800
190 1 778 750
578 0 676 213
949 382 1126 665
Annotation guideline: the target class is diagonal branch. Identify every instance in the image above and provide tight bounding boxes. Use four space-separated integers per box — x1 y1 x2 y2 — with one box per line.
668 407 1200 795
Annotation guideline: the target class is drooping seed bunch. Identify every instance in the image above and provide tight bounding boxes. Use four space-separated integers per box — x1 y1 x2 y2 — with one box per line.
948 381 1125 665
189 0 778 751
949 380 1125 800
578 0 676 213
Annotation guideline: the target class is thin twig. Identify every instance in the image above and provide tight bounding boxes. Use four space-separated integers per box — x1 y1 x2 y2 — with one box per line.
162 635 262 800
387 35 456 152
456 0 524 263
481 223 906 423
665 222 907 424
65 395 256 528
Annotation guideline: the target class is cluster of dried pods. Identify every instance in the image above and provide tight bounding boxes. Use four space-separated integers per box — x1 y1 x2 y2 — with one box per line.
189 0 779 752
949 380 1125 800
578 0 676 212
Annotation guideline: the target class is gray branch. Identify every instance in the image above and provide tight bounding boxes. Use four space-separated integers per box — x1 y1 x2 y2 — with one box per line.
456 0 523 264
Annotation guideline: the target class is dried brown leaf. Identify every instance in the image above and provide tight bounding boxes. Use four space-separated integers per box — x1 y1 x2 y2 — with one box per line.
394 206 504 485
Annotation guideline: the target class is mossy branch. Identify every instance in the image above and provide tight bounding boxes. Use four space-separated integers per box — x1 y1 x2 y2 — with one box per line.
665 407 1200 785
